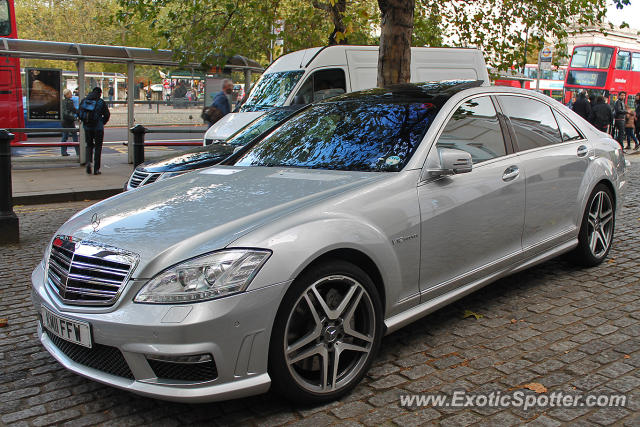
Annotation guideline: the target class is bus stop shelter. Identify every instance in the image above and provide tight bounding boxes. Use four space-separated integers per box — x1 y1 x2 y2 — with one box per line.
0 38 263 163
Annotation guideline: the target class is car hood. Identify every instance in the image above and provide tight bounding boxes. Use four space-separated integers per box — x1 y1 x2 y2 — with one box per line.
58 166 387 278
203 111 265 141
139 144 235 172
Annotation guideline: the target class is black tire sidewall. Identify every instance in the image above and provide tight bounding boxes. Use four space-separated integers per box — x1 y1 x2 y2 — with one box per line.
574 183 615 266
268 259 383 404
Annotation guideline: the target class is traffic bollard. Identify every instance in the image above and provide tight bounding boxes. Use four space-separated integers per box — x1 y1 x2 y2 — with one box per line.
131 125 147 168
0 129 19 243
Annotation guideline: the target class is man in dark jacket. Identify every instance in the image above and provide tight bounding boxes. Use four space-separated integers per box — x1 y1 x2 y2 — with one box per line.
78 87 110 175
590 96 613 133
60 89 79 156
613 92 627 149
572 91 591 121
204 79 234 127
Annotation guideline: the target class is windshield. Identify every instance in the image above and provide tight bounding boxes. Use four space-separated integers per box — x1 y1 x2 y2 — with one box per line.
233 101 438 172
222 108 300 147
240 71 304 112
570 46 614 69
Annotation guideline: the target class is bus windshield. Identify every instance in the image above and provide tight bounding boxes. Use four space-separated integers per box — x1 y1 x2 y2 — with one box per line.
570 46 614 69
0 0 11 36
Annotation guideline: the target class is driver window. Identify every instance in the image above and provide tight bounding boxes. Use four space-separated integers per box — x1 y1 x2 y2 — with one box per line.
436 96 507 164
0 0 10 36
294 68 346 104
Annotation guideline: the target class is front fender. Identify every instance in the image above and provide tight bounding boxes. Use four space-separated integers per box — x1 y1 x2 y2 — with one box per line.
237 215 420 319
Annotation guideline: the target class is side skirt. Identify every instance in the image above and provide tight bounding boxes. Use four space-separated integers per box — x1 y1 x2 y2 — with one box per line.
384 239 577 335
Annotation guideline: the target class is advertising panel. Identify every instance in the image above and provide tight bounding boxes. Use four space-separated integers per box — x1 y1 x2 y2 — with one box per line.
26 68 62 121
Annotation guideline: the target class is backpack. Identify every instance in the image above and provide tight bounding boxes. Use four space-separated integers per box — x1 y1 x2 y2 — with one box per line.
78 98 100 127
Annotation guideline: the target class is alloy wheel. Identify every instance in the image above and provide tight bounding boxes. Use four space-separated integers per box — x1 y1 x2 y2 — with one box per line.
586 190 614 258
283 274 376 393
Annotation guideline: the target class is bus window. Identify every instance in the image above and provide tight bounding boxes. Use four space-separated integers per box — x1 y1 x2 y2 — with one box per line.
632 53 640 72
0 0 10 36
616 51 631 70
571 46 614 69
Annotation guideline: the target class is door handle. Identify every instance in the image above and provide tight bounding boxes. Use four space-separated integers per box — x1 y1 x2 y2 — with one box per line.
502 166 519 182
577 145 589 157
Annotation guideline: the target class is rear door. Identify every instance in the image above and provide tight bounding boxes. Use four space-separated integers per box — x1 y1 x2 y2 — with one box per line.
496 95 591 253
418 95 525 298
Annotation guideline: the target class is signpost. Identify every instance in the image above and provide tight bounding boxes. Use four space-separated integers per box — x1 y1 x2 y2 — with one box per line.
537 45 553 93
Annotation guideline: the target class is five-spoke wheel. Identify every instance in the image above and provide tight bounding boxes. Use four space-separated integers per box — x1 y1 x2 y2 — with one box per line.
269 261 382 403
571 184 615 266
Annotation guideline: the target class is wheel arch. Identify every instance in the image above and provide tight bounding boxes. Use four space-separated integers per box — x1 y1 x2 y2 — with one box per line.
293 248 386 315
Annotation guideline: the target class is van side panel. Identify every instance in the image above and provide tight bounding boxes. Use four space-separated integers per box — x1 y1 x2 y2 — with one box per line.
345 48 379 92
411 49 490 85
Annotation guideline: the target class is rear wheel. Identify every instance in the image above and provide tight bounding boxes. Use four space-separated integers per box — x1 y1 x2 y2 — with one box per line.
570 184 615 267
269 260 383 404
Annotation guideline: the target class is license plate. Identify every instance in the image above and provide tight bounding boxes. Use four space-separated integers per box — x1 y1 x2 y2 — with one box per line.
41 306 92 348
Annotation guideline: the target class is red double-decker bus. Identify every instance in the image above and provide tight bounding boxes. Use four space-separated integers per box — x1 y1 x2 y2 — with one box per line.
0 0 25 140
564 44 640 108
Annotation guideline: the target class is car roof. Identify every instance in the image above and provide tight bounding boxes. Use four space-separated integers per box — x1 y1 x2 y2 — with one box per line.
319 80 484 105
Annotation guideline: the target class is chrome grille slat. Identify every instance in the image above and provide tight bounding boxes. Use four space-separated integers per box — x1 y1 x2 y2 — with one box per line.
66 274 123 287
46 236 138 306
70 260 129 275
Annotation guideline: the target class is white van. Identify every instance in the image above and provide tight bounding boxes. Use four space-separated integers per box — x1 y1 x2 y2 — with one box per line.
203 45 489 145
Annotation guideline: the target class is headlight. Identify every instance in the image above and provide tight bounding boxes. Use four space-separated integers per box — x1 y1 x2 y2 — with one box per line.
134 249 271 304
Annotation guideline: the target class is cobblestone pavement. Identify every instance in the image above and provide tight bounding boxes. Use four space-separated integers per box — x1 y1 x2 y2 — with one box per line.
1 164 639 426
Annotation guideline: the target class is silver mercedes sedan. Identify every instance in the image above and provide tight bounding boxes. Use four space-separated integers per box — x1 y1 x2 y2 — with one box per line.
31 81 627 404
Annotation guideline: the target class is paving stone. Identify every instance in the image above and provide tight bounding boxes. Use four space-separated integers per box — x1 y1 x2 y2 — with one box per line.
330 401 374 419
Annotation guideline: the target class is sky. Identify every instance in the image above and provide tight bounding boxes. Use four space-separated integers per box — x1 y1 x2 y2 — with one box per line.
605 0 640 30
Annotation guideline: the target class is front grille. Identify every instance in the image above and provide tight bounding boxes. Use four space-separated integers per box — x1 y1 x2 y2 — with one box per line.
128 170 162 188
148 359 218 382
45 330 134 379
47 236 137 306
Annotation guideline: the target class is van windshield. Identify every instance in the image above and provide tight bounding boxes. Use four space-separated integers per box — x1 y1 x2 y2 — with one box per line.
240 71 304 112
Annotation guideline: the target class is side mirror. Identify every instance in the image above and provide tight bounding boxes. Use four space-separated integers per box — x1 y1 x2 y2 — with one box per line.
429 148 473 177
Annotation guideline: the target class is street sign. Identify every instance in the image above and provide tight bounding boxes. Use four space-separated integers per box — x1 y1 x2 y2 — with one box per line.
540 45 553 62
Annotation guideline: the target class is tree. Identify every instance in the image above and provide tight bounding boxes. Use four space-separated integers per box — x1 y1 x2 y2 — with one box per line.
377 0 414 87
376 0 631 87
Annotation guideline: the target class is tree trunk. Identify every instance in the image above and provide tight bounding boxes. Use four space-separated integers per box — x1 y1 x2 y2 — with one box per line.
377 0 415 87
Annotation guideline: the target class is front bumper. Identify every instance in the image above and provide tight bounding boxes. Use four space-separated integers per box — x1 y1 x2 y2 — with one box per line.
31 262 289 402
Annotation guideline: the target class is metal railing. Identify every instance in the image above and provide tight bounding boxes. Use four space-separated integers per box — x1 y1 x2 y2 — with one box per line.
130 125 204 167
7 128 79 148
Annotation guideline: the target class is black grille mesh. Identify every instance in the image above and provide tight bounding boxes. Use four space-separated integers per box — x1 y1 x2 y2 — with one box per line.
45 330 134 380
147 359 218 382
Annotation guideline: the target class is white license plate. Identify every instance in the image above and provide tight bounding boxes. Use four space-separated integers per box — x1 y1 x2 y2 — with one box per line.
41 306 92 348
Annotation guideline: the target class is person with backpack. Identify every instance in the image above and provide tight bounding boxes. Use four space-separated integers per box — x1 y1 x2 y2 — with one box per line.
78 87 110 175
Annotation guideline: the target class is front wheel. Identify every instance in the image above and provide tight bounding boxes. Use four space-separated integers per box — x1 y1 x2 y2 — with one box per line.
570 184 615 267
269 260 383 404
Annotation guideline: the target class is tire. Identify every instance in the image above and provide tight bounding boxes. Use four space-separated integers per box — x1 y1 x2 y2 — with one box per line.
268 260 383 404
570 183 615 267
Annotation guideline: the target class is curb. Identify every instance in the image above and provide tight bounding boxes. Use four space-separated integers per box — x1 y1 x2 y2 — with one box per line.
14 188 123 206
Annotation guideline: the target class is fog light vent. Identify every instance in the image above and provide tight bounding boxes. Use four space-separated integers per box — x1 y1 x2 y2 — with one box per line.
146 353 218 382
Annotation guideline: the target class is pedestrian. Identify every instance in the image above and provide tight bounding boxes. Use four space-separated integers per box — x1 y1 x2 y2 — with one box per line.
624 107 638 150
146 87 152 109
635 93 640 142
107 83 114 102
572 91 592 121
566 93 576 109
202 79 233 128
78 87 110 175
613 92 627 149
60 89 79 157
590 96 613 133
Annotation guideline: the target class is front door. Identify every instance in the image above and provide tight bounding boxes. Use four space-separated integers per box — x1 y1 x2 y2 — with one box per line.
418 95 525 298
